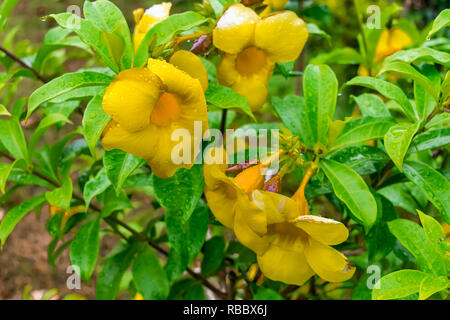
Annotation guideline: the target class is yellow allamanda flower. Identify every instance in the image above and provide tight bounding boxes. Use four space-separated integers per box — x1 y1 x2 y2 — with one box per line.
101 50 209 179
236 190 355 286
133 3 172 50
358 28 413 77
213 4 308 111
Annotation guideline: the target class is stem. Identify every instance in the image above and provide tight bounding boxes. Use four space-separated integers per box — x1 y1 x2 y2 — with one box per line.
0 45 48 83
220 109 228 135
353 0 371 73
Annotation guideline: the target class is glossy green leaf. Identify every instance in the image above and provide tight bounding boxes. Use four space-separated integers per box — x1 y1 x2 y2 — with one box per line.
345 77 417 121
331 117 395 151
386 48 450 67
427 9 450 38
0 0 19 30
205 84 255 121
403 161 450 224
303 64 338 147
272 95 315 148
132 244 170 300
29 113 71 154
311 47 363 65
0 194 46 248
83 168 111 207
0 104 11 116
414 64 441 123
82 94 111 156
419 275 448 300
70 218 101 283
201 236 226 277
384 122 419 171
417 210 448 254
388 219 446 275
134 11 209 67
330 146 390 175
320 159 377 231
372 270 429 300
410 127 450 153
378 183 419 215
83 0 133 70
0 118 29 162
351 94 391 118
379 62 439 102
103 149 145 196
27 72 113 118
45 177 72 213
96 242 137 300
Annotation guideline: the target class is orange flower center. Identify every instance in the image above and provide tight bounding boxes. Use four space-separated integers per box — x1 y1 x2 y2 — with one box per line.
151 92 181 127
236 47 268 77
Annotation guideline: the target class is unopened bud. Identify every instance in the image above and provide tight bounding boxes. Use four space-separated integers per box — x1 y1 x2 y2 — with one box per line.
226 159 259 175
190 34 212 54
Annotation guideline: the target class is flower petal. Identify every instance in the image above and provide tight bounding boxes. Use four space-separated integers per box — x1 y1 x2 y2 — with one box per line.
231 75 270 111
234 198 269 255
134 3 172 49
102 68 163 133
295 215 349 245
213 4 259 54
304 238 355 283
169 50 209 92
101 120 157 160
251 190 299 224
217 54 240 87
258 244 314 286
254 11 308 63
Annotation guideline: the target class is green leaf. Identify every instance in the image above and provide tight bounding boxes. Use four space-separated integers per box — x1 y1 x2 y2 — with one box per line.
49 13 120 73
253 288 284 300
103 149 145 196
83 0 133 70
70 217 101 283
0 118 29 162
306 23 331 41
83 168 111 207
403 161 450 224
0 0 19 30
303 64 338 147
153 165 204 222
384 122 419 171
311 47 363 65
201 236 226 277
29 113 72 154
320 159 377 231
0 194 46 248
410 127 450 153
414 64 441 123
351 94 391 118
386 48 450 67
45 177 72 213
27 72 113 118
205 84 255 120
49 85 106 104
0 104 11 116
96 242 137 300
345 77 417 121
134 11 209 67
0 162 14 193
272 95 315 148
372 270 429 300
388 219 446 275
419 275 448 300
132 244 170 300
378 183 419 215
330 146 390 175
379 62 439 102
82 94 111 156
330 117 395 151
427 9 450 38
417 210 448 254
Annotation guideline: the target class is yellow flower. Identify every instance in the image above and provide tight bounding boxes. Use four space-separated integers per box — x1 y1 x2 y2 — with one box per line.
213 4 308 111
204 147 266 228
236 190 355 286
101 51 208 178
133 3 172 50
443 223 450 242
